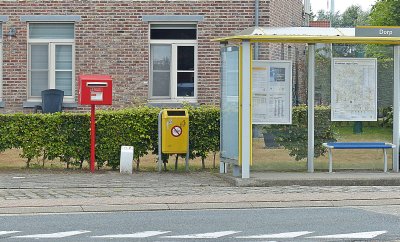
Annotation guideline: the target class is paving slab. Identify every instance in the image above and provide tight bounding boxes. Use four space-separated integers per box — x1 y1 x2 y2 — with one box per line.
1 170 400 214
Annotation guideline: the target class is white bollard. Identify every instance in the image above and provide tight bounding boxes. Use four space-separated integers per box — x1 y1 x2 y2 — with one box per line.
120 146 134 174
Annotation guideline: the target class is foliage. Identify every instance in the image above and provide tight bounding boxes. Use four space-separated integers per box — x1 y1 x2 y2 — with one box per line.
186 105 220 169
263 106 336 161
315 4 369 27
96 107 159 169
369 0 400 26
381 106 393 127
315 9 342 26
340 5 370 27
315 46 331 105
0 106 220 170
57 113 90 168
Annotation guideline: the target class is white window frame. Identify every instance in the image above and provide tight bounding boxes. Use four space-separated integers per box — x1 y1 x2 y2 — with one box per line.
27 22 75 102
149 22 198 102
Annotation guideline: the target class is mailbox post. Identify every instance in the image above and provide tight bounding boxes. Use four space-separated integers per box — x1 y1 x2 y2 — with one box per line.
78 75 112 173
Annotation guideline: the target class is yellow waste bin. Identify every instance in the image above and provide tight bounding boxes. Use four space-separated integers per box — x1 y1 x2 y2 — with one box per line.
161 109 189 154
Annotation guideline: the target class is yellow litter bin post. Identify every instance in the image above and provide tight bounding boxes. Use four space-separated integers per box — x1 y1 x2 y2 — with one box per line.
158 109 189 172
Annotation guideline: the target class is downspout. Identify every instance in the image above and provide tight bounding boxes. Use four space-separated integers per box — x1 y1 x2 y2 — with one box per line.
254 0 259 60
304 0 311 26
252 0 259 139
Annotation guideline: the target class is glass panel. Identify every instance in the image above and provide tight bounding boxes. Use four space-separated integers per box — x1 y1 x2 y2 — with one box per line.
31 71 48 96
151 27 196 40
225 47 239 97
0 23 2 39
55 45 72 69
178 46 194 70
152 72 170 96
29 23 74 39
152 45 171 70
31 45 48 69
151 45 171 97
220 46 239 163
177 72 194 97
30 44 49 97
55 71 72 96
312 44 394 171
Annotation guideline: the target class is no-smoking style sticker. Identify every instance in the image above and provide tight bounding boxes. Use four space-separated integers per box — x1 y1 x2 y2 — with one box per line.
171 126 182 137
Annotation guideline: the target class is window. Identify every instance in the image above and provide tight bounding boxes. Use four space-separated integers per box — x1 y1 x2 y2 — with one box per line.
28 23 74 101
149 24 197 101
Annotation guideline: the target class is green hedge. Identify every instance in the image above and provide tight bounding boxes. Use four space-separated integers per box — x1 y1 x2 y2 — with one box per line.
0 106 220 170
0 105 335 169
263 105 336 161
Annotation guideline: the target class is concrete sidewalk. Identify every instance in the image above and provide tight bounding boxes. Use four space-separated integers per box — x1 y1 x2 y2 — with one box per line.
1 170 400 214
220 171 400 186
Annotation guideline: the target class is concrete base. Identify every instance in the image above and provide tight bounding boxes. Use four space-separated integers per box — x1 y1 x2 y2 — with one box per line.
233 165 241 177
218 171 400 187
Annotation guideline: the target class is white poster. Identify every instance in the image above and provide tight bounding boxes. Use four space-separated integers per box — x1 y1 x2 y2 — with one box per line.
331 58 377 121
252 60 292 124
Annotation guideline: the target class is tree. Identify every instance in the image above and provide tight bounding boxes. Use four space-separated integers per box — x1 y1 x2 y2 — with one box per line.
315 9 341 27
369 0 400 26
315 4 369 27
341 5 369 27
367 0 398 109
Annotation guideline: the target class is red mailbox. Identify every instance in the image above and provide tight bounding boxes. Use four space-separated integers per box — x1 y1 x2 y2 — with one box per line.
78 74 112 173
78 75 112 105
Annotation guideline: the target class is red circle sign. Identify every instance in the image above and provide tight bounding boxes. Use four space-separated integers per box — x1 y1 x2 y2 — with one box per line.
171 126 182 137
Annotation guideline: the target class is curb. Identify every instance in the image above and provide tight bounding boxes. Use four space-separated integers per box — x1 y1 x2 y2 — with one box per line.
2 199 400 215
216 174 400 187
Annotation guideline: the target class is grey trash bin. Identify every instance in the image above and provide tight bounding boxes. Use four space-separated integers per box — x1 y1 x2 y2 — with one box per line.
35 89 64 113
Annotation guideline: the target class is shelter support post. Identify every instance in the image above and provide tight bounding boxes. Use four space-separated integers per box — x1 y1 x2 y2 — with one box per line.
220 162 228 173
393 45 400 172
240 40 251 179
307 43 315 172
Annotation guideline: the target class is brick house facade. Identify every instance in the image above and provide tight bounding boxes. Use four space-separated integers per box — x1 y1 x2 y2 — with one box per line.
0 0 303 113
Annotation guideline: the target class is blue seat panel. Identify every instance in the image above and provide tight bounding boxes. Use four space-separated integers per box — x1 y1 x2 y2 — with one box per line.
326 142 393 149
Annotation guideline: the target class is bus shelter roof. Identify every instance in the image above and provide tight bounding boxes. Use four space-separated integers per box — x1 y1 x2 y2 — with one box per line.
215 27 400 45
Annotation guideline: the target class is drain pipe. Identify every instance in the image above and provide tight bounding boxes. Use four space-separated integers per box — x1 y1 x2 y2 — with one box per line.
254 0 259 60
304 0 311 26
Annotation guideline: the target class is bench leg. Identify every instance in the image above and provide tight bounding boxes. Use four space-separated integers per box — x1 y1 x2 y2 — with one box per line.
383 149 388 173
328 148 333 173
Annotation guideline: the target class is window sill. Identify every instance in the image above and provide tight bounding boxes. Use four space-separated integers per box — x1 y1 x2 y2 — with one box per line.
23 101 78 108
147 100 199 108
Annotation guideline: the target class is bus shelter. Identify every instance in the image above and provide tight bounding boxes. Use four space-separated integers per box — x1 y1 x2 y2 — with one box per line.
217 26 400 178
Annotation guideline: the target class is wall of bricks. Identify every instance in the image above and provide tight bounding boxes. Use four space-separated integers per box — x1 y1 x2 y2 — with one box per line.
0 0 303 113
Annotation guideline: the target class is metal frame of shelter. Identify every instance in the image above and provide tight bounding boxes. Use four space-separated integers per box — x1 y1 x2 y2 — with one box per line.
216 26 400 178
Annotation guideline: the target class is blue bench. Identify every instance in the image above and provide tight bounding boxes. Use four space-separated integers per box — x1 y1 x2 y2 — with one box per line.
322 142 396 173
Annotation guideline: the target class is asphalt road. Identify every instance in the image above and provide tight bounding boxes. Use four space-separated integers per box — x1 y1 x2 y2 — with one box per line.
1 207 400 241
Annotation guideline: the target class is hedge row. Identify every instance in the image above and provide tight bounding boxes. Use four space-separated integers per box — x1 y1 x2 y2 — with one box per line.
0 105 335 169
0 105 220 170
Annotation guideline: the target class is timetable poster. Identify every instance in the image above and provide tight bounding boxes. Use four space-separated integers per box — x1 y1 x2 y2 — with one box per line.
252 60 292 124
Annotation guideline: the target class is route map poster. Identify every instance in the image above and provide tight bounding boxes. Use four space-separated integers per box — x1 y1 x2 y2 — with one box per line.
331 58 377 121
252 60 292 124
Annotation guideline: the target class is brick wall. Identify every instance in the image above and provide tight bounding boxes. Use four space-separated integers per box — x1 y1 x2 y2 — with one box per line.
309 20 331 27
0 0 303 113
